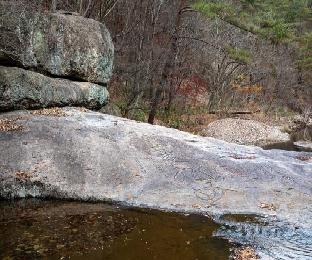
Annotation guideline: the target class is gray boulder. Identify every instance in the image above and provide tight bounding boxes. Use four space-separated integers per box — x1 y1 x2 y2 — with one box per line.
0 2 114 84
202 118 290 146
0 108 311 229
0 66 109 110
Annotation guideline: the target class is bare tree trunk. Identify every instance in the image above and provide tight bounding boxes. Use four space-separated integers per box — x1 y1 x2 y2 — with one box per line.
148 0 186 124
79 0 84 15
148 88 163 124
51 0 57 12
166 90 174 112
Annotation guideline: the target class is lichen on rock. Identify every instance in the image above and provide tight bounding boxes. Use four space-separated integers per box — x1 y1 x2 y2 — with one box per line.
0 66 109 111
0 1 114 85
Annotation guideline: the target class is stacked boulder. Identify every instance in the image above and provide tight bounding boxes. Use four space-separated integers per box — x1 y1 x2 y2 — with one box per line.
0 1 114 111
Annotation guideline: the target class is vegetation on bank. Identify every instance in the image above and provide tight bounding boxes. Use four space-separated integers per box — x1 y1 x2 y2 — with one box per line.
193 0 312 68
193 1 311 41
4 0 312 131
104 0 311 127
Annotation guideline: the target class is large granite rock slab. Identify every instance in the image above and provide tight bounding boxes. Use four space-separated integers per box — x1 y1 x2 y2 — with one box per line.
0 1 113 84
0 66 109 111
0 108 311 229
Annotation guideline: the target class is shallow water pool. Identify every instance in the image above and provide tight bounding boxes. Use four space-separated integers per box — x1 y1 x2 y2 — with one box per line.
1 200 311 259
0 200 233 260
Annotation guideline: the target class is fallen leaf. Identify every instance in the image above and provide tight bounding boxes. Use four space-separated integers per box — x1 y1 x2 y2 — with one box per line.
192 204 202 209
31 108 66 117
259 203 276 211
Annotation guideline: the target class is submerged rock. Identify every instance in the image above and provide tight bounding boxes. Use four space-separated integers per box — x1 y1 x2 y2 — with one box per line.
0 2 114 84
202 118 290 146
0 108 311 229
0 66 109 111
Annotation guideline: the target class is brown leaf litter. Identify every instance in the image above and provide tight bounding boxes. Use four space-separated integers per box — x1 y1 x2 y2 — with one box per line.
233 246 259 260
76 107 89 112
31 107 67 117
296 155 312 162
0 118 23 132
259 203 277 211
15 171 35 180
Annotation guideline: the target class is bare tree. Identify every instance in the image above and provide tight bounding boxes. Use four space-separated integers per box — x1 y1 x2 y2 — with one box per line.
51 0 57 12
39 0 310 121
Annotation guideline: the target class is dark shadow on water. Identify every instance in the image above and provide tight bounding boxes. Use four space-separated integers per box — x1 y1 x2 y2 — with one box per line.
263 141 312 152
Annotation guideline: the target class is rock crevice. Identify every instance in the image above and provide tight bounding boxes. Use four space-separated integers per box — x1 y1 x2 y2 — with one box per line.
0 66 109 111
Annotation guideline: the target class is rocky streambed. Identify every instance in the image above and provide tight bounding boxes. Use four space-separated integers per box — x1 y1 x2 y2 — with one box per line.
0 108 311 259
1 2 311 259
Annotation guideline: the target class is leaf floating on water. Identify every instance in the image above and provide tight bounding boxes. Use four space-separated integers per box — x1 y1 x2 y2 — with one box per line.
56 244 65 249
33 244 40 249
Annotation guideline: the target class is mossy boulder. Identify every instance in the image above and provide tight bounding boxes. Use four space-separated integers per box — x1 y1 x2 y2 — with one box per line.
0 2 114 85
0 66 109 111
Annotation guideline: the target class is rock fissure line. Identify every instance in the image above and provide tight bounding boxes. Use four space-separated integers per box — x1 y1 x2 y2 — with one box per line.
0 60 109 87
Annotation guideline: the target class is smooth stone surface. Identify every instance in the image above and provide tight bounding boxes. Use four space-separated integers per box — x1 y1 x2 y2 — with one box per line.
0 1 114 84
0 66 109 111
0 108 311 229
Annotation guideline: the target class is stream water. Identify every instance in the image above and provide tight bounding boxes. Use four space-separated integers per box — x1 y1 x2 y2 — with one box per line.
0 200 311 259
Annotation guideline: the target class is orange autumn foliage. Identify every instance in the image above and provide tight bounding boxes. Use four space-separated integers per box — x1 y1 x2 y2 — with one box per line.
232 83 263 94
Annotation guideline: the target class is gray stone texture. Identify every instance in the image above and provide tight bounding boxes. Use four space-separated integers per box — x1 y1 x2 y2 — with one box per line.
0 1 114 85
0 66 109 110
0 108 311 229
